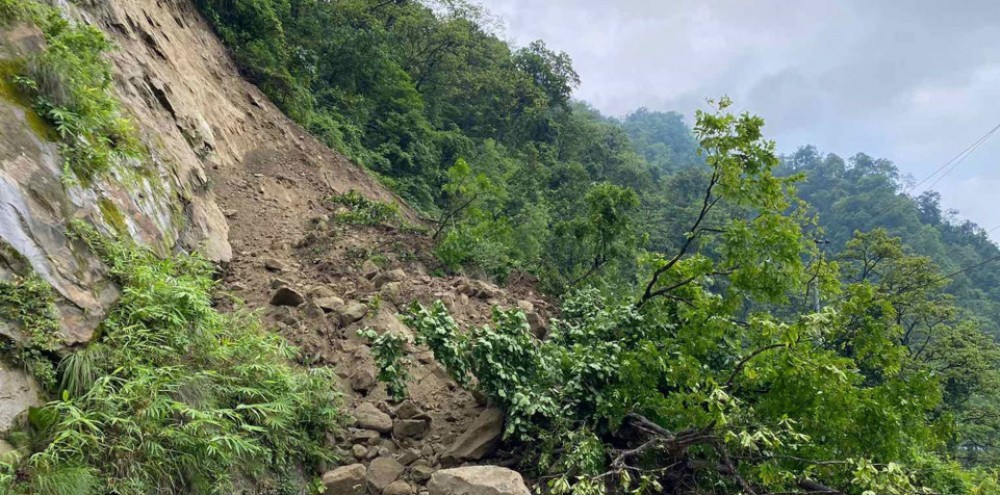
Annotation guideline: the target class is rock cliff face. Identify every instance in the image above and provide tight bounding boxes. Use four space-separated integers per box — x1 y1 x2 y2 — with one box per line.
0 0 407 347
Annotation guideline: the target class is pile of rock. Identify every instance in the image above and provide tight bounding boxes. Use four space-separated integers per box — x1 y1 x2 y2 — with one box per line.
324 402 511 495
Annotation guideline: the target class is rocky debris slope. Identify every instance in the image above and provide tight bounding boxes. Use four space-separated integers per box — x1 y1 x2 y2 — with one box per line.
211 146 551 493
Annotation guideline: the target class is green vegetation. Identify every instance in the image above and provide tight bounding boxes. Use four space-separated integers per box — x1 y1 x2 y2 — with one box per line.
3 0 142 181
0 0 36 24
0 0 996 493
0 274 61 390
780 146 1000 338
357 328 411 401
0 226 341 494
199 1 1000 493
397 104 1000 494
329 190 400 226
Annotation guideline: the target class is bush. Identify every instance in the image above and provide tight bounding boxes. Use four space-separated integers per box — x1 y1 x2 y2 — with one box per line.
357 328 411 401
0 225 342 494
329 190 400 226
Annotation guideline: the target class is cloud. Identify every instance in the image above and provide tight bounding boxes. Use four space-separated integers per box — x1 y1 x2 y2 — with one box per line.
477 0 1000 238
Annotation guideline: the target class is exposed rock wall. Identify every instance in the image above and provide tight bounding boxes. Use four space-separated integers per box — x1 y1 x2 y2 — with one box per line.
0 0 410 347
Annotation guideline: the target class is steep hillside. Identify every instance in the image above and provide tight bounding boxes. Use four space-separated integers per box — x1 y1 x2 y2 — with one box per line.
1 0 550 493
4 1 1000 494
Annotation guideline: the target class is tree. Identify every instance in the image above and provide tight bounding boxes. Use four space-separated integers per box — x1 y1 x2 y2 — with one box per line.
401 102 1000 494
513 40 580 109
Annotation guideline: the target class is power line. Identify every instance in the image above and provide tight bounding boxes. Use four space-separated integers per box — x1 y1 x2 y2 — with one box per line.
897 254 1000 296
908 120 1000 193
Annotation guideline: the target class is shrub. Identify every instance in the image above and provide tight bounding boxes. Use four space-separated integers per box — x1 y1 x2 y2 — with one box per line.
357 328 411 401
329 190 400 226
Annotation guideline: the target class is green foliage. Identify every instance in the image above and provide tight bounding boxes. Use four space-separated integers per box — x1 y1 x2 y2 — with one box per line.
401 301 470 387
329 190 400 226
547 182 641 290
6 0 143 181
621 108 701 172
781 146 1000 338
357 328 411 401
0 274 61 390
0 0 32 23
0 225 342 494
400 104 1000 495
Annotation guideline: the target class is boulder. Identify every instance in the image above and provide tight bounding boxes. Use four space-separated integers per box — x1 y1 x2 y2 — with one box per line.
396 448 421 465
353 402 393 433
393 418 430 439
367 457 405 494
340 302 369 324
351 444 367 460
526 312 548 340
263 257 288 273
362 260 381 280
350 366 378 393
270 287 305 307
412 465 436 483
309 285 337 299
321 464 367 495
383 480 415 495
440 409 504 465
302 302 325 319
394 400 422 420
374 268 407 288
349 428 380 444
427 467 530 495
380 281 405 305
315 296 346 313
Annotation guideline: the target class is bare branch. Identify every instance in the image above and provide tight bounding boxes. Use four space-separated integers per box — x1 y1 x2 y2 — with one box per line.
725 344 786 389
638 171 721 307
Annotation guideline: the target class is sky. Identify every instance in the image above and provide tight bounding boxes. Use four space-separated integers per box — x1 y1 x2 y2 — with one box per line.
476 0 1000 240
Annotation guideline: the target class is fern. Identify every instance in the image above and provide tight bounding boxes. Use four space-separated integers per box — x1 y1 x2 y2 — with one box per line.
0 224 343 494
5 0 143 180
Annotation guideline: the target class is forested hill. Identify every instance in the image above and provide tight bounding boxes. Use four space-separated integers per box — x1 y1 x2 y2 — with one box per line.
623 119 1000 335
780 146 1000 335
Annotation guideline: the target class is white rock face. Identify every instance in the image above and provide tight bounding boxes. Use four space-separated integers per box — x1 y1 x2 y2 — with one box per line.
0 365 42 433
321 464 367 495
